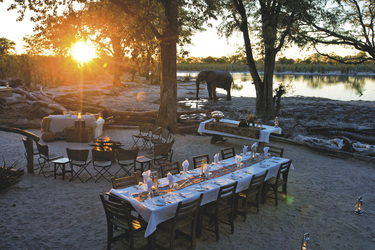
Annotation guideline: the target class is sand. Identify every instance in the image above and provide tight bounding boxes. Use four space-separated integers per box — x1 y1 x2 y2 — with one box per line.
1 127 375 250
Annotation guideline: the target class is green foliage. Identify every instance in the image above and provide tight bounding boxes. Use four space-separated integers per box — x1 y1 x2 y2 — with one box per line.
0 54 112 86
0 38 16 56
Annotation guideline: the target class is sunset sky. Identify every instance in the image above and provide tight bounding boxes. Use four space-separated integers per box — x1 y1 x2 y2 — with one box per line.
1 1 356 60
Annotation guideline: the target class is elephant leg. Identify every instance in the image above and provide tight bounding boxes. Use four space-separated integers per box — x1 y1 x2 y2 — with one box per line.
207 84 213 100
212 88 218 101
226 89 231 100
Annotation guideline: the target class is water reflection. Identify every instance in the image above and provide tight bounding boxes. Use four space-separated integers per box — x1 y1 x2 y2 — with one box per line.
177 71 375 101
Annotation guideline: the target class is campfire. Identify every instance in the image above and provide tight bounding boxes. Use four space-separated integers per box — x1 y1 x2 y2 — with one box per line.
91 137 123 151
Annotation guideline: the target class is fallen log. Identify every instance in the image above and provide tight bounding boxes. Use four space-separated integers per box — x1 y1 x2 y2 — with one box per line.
306 126 375 145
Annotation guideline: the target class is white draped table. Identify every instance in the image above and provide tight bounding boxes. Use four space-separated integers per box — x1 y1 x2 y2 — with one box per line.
110 153 292 237
197 118 282 144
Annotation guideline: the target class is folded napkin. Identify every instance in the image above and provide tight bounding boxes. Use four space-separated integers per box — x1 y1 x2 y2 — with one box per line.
147 179 154 191
142 170 151 184
235 155 242 165
214 153 220 165
167 172 174 187
251 142 258 152
182 160 189 174
243 145 248 155
263 146 269 156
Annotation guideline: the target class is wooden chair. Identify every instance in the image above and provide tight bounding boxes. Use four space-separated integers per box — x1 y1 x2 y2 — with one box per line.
115 148 139 177
235 170 268 221
111 173 139 189
99 193 149 250
92 149 115 183
131 123 152 151
268 145 284 157
221 147 235 160
161 161 180 178
36 141 62 177
66 148 92 183
192 154 210 169
262 160 292 205
200 181 238 241
147 138 175 170
154 194 203 250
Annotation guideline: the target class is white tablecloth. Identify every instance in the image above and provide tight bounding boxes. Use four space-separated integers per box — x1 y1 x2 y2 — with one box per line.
44 114 104 138
197 118 282 143
110 154 292 237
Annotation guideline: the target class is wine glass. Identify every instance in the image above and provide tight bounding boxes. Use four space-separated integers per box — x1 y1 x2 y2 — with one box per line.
169 181 173 196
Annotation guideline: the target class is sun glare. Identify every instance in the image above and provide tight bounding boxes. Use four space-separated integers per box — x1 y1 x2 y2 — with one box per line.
71 42 96 64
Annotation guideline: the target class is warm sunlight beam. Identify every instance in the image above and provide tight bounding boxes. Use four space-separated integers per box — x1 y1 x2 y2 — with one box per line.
71 42 96 64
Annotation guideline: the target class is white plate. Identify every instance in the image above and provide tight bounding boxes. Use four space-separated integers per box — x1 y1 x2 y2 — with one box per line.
154 198 167 206
195 187 206 192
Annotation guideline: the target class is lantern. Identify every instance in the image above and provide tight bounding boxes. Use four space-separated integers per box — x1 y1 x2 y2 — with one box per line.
355 195 363 215
301 232 309 250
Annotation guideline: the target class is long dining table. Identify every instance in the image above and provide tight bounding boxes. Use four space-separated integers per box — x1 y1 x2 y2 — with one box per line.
110 153 292 238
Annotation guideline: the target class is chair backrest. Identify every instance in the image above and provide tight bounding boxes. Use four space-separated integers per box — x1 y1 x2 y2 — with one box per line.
216 181 238 211
245 170 268 198
92 149 115 162
161 162 180 177
221 147 235 160
139 123 151 134
100 193 133 230
154 142 172 157
66 148 89 162
161 128 171 142
116 148 139 161
151 126 162 138
275 160 292 185
268 145 284 157
36 141 49 158
173 193 203 225
111 174 139 189
193 154 210 169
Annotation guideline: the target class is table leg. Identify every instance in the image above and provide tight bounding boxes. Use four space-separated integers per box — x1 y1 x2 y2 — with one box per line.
54 163 57 179
210 134 227 144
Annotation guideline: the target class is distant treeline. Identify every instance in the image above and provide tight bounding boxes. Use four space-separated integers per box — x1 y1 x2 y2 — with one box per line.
1 54 375 87
177 54 375 74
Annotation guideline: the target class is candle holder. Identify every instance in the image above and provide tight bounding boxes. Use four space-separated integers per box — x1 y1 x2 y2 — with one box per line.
301 232 309 250
274 116 279 127
355 195 363 215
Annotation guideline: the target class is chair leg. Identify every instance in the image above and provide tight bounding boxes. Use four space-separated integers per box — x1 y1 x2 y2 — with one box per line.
274 188 278 205
214 215 219 241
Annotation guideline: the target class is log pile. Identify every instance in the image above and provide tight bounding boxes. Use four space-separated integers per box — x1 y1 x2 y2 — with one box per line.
0 161 24 193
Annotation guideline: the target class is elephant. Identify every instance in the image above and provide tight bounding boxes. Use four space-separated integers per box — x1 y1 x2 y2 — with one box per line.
196 70 233 101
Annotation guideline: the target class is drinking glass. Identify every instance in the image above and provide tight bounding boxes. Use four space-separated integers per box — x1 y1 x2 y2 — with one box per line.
169 182 173 196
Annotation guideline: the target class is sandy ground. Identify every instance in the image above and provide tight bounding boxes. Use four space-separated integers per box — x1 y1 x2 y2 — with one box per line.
1 127 375 250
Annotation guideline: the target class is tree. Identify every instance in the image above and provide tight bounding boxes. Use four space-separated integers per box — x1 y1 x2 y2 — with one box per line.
0 37 16 56
7 0 220 132
219 0 316 120
295 0 375 64
107 0 220 131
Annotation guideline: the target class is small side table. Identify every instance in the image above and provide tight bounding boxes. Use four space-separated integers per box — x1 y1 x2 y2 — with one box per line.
52 157 70 180
136 156 153 173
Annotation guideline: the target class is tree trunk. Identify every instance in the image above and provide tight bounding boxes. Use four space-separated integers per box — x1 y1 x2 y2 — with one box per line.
111 35 124 87
262 48 276 120
156 0 178 133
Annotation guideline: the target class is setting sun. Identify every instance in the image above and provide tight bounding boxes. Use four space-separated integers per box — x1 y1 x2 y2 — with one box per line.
71 42 96 64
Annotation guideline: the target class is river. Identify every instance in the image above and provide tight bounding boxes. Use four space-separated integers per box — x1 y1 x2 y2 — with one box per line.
177 71 375 101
